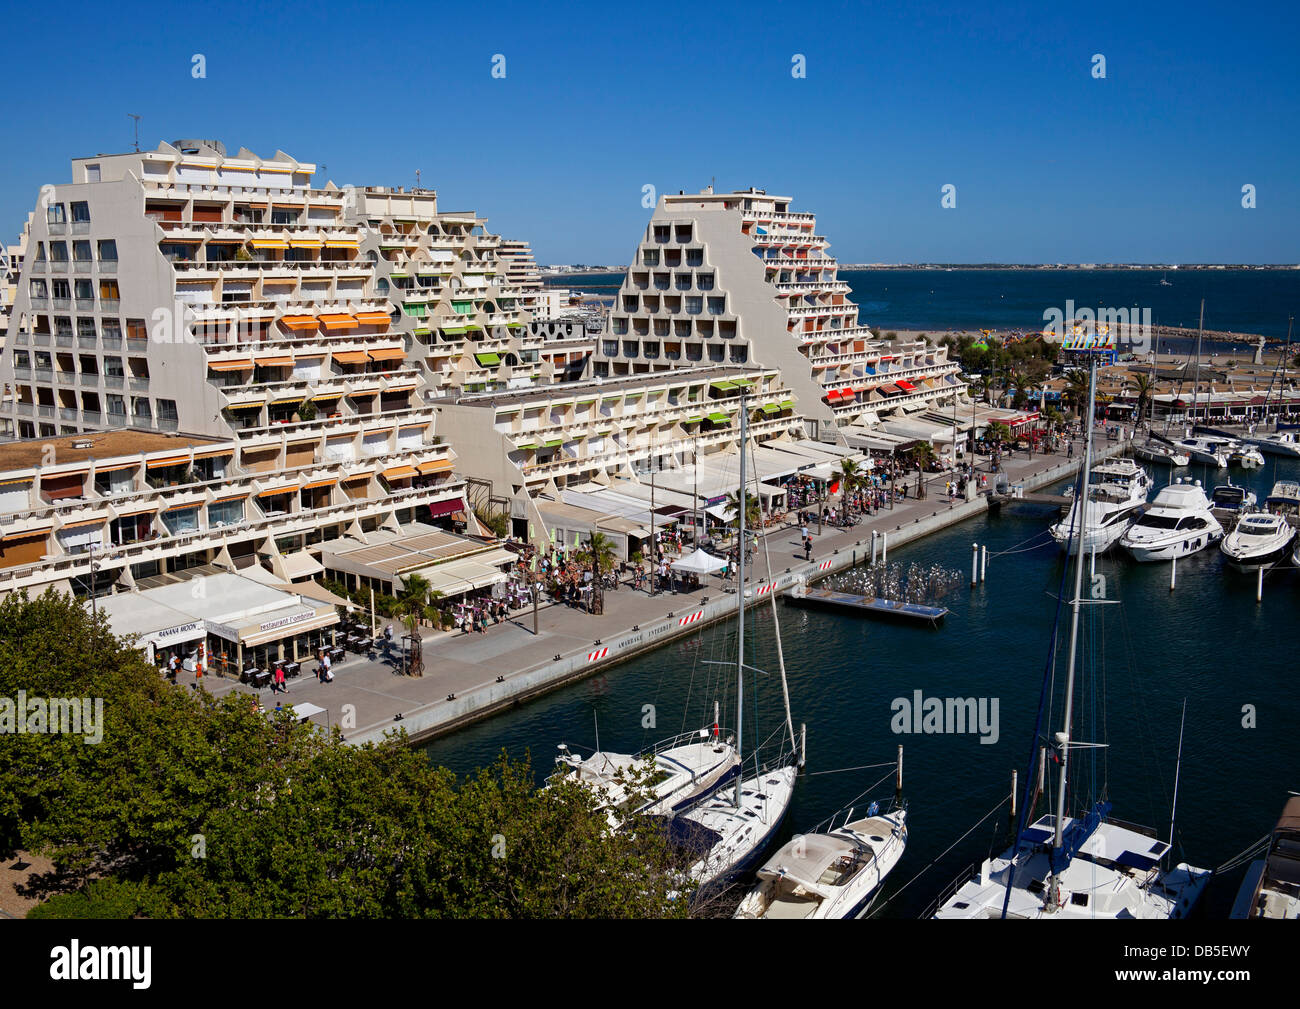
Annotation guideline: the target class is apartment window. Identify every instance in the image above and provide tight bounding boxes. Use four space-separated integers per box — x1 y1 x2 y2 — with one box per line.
674 225 692 243
74 280 94 301
97 239 117 262
77 319 96 339
47 204 66 225
643 341 660 359
653 319 669 336
29 279 47 299
612 318 628 335
271 209 299 225
451 300 474 315
54 316 73 336
641 249 659 266
622 340 639 357
685 297 702 315
708 296 726 314
103 356 124 378
729 346 748 363
71 202 90 224
126 319 147 341
106 394 126 416
697 272 715 290
73 241 92 262
85 165 101 183
208 498 243 528
653 225 670 244
157 399 179 426
675 273 691 290
708 345 725 362
685 344 703 361
622 295 638 312
162 506 200 535
686 248 704 267
99 280 121 307
601 340 619 356
49 242 68 262
132 398 151 421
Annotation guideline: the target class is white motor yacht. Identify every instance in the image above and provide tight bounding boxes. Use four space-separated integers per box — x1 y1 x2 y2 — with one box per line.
1264 480 1300 517
1172 436 1229 467
1243 429 1300 458
1220 512 1296 568
1230 796 1300 920
1210 482 1257 515
1132 438 1190 467
1050 458 1151 554
1229 444 1265 469
1120 478 1223 561
734 804 908 919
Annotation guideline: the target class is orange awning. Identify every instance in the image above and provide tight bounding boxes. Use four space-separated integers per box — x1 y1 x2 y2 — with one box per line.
262 277 297 286
347 389 378 398
325 240 360 249
208 358 253 372
418 459 453 475
383 384 415 394
280 315 318 330
192 448 234 459
299 478 337 490
249 239 289 250
213 492 248 502
255 355 294 367
59 518 106 530
91 462 138 474
320 314 357 330
354 311 391 325
332 351 369 365
368 347 406 361
341 471 372 482
256 485 296 497
145 456 189 469
381 466 417 481
289 238 323 248
113 505 157 517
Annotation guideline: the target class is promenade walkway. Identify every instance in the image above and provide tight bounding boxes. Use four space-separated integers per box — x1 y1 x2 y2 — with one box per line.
189 441 1106 745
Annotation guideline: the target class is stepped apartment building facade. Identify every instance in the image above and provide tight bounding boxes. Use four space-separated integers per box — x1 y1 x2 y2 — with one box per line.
0 141 484 599
594 188 963 442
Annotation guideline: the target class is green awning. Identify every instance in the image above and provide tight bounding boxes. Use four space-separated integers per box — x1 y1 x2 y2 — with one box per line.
686 415 703 424
543 438 563 448
514 442 537 451
707 411 731 424
779 399 796 410
475 352 501 365
443 326 469 335
576 397 597 405
412 327 431 336
389 272 410 279
762 403 780 414
711 380 737 391
625 392 644 400
730 377 755 386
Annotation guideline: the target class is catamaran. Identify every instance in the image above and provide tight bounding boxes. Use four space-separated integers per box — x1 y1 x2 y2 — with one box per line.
932 357 1212 919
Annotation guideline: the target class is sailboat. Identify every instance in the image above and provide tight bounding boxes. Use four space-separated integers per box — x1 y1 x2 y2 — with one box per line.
660 388 800 906
931 357 1212 919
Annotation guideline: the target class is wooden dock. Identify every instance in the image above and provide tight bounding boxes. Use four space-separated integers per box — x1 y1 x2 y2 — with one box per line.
786 586 949 625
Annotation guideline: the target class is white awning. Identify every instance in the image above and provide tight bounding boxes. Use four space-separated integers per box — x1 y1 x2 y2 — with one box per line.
671 548 728 575
281 550 324 580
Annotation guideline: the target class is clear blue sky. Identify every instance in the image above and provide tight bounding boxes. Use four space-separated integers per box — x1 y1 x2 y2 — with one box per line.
3 0 1297 264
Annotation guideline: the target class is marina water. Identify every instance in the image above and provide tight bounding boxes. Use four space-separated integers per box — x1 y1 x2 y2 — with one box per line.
425 456 1300 917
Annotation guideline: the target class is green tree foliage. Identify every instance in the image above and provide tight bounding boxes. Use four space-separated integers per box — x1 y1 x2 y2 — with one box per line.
0 590 684 918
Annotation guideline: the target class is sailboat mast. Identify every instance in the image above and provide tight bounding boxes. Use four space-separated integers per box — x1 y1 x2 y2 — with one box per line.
1191 299 1204 429
1052 355 1098 855
735 389 747 809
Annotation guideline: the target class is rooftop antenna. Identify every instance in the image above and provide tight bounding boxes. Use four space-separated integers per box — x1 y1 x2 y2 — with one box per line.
128 114 141 152
416 169 421 191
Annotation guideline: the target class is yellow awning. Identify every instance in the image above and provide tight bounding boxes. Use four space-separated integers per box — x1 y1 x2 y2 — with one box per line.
325 240 360 249
382 466 417 481
418 459 452 475
208 358 253 371
368 347 407 361
320 314 357 330
255 355 294 367
249 240 289 250
332 351 370 365
289 238 323 248
145 456 188 469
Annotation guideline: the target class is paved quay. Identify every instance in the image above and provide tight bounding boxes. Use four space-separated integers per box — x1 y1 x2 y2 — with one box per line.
187 441 1122 747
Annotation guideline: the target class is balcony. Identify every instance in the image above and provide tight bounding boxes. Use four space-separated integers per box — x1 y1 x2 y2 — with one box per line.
82 411 102 426
104 374 125 388
101 299 121 312
56 335 74 348
80 372 100 387
59 407 78 421
77 335 97 349
30 297 48 309
52 298 71 310
75 298 95 311
129 378 150 393
48 222 66 235
102 334 122 349
74 261 92 274
50 261 68 273
99 259 118 274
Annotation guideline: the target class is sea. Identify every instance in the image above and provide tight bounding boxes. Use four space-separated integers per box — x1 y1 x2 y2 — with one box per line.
549 267 1300 347
425 455 1300 918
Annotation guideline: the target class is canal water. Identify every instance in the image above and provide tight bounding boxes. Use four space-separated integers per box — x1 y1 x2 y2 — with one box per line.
424 455 1300 917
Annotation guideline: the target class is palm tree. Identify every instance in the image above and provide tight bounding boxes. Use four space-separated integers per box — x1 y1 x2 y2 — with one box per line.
1063 369 1091 418
724 488 761 536
833 458 863 498
910 442 937 471
1011 371 1030 410
576 531 617 615
1132 373 1154 425
396 572 430 675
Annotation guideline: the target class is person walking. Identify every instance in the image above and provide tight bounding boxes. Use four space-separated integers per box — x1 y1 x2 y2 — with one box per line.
274 663 287 695
803 536 812 562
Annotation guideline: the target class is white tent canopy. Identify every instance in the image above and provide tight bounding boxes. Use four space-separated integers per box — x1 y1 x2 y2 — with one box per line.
671 548 729 575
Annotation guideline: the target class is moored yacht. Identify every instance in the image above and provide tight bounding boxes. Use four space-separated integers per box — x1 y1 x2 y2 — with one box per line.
1229 444 1265 469
1210 482 1257 516
1173 436 1230 467
1264 480 1300 516
1220 512 1296 569
1230 796 1300 920
1050 458 1151 554
553 727 740 827
1120 478 1223 561
1132 438 1190 467
1244 429 1300 458
734 803 908 919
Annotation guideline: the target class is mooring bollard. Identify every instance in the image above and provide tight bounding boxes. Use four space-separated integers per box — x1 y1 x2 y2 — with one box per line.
980 544 987 582
871 529 878 565
881 531 888 565
972 542 979 587
1170 554 1177 591
1257 564 1264 603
